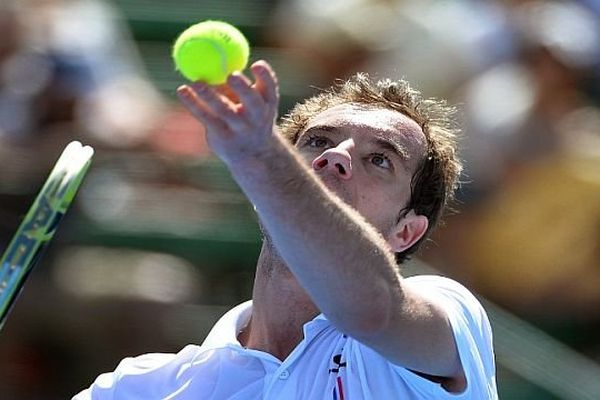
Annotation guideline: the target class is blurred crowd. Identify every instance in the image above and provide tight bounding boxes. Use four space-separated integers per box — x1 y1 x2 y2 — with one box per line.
0 0 598 398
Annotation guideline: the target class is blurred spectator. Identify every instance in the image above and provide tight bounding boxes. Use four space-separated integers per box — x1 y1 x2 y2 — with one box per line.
420 0 600 350
270 0 515 96
0 0 168 230
0 0 165 154
23 0 165 149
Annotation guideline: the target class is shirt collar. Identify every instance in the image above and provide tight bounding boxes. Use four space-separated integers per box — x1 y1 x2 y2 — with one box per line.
200 300 330 352
200 300 253 351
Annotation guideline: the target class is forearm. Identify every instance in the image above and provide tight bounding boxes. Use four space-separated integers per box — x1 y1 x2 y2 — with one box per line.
228 130 402 333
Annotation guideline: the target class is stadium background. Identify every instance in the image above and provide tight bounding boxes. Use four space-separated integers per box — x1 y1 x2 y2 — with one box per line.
0 0 599 398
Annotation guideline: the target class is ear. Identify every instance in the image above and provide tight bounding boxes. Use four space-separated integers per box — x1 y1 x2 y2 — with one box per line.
386 211 429 253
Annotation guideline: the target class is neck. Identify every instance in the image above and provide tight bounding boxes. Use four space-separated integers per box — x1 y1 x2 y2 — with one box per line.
239 241 319 361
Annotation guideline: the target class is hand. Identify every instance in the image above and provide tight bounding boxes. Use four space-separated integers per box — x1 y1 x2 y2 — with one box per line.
177 60 280 166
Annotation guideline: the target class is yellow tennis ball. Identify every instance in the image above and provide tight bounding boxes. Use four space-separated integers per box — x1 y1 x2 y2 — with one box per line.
172 20 250 85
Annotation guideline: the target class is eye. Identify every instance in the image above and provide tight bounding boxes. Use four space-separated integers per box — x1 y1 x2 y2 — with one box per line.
305 135 332 149
370 153 392 169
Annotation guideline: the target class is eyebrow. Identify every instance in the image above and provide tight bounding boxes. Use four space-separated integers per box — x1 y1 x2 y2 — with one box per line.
298 125 342 140
373 137 410 162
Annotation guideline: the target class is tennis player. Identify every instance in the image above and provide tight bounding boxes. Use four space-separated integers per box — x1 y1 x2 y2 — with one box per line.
74 60 498 399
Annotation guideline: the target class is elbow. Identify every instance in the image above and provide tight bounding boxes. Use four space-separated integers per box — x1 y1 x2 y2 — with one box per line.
334 285 393 337
357 309 390 337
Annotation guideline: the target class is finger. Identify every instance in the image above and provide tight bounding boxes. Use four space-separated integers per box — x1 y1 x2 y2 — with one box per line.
251 60 279 108
189 82 237 118
188 82 247 131
177 85 230 136
214 83 240 104
227 72 265 120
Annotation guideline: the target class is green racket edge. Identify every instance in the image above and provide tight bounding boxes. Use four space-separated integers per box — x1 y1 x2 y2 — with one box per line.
0 141 94 328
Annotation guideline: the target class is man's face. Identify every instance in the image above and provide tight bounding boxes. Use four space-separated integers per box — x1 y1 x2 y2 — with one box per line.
295 103 427 236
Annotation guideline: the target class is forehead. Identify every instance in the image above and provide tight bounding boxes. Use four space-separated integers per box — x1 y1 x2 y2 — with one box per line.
304 103 427 164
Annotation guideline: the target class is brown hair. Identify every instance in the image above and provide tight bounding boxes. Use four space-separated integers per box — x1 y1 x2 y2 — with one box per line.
279 73 462 263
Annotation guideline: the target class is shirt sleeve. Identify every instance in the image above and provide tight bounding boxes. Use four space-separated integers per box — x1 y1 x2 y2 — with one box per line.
72 348 191 400
401 275 498 398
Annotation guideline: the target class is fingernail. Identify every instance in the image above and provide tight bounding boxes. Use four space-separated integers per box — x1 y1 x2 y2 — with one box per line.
177 86 191 97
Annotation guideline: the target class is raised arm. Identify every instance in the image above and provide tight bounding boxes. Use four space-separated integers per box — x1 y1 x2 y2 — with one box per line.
177 61 464 386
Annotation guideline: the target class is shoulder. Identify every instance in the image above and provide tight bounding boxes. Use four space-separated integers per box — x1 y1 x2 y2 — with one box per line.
346 275 497 398
405 274 478 300
405 275 492 344
72 345 201 400
407 275 497 396
405 275 486 315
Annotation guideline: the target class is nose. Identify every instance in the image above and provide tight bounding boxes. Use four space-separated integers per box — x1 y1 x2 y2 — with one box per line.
311 139 354 180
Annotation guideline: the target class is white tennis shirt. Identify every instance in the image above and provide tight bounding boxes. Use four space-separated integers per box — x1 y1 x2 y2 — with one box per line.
74 275 498 399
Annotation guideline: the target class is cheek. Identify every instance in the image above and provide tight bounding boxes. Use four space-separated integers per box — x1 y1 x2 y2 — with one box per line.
356 185 405 230
358 177 409 208
297 148 323 167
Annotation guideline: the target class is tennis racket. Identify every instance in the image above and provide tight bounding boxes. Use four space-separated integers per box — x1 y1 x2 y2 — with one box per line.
0 141 94 330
